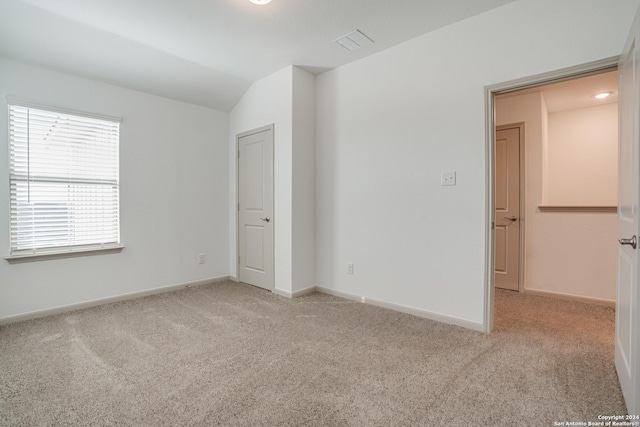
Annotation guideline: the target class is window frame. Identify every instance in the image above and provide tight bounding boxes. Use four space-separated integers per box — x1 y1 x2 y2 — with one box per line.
5 97 124 260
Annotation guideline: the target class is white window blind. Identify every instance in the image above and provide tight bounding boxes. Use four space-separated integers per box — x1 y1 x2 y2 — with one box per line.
8 103 120 256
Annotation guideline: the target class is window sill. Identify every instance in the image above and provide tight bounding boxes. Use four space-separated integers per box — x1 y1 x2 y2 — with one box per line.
5 245 124 263
538 205 617 213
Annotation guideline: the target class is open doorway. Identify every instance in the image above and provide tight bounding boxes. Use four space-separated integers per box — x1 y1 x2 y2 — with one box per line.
484 58 620 332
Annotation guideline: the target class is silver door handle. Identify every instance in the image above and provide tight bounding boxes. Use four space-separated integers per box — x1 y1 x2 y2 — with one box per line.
260 217 270 222
619 235 637 249
505 216 518 222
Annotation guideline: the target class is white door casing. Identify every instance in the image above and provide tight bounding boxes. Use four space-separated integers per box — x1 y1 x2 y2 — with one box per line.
238 126 274 291
616 7 640 414
495 126 521 291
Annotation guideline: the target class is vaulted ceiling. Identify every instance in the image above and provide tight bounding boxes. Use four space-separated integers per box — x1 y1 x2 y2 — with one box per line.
0 0 518 111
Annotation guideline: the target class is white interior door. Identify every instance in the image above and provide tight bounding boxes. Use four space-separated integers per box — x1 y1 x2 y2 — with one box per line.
238 126 274 291
616 6 640 414
495 126 521 291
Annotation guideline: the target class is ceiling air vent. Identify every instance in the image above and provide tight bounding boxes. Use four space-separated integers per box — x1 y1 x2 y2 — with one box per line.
334 29 374 52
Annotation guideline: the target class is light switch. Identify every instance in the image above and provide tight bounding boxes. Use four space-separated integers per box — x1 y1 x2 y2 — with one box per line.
441 171 456 186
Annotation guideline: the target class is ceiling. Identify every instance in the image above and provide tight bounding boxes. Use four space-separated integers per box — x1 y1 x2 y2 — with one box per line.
496 70 619 113
0 0 518 111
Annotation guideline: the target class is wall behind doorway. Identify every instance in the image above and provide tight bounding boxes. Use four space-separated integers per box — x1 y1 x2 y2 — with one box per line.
546 103 618 206
495 91 617 303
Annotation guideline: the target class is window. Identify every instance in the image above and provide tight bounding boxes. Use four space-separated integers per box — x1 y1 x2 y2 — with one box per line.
8 101 121 257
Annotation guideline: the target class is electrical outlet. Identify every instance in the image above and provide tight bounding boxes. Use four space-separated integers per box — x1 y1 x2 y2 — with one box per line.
198 253 206 264
441 171 456 186
347 262 354 274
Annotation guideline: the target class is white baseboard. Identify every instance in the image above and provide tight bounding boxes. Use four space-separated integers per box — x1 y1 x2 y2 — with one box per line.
273 288 291 298
274 285 316 299
0 275 231 326
2 277 486 332
523 288 616 308
293 286 317 297
315 286 484 332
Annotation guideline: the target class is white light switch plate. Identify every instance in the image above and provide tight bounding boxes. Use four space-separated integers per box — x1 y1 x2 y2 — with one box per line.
441 171 456 186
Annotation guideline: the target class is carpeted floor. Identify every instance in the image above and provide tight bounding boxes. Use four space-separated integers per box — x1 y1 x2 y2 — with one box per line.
0 282 625 426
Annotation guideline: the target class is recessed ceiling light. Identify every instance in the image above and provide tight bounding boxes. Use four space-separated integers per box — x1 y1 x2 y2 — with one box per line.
249 0 272 4
594 92 613 99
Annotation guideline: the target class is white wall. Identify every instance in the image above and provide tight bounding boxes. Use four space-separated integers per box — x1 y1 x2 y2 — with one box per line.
0 58 230 320
229 67 293 293
527 211 617 300
546 103 618 206
292 67 316 293
496 92 617 302
315 0 636 329
229 66 316 295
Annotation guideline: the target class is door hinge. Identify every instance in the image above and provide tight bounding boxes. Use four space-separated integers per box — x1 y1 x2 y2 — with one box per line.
237 150 240 159
238 203 240 211
238 256 240 264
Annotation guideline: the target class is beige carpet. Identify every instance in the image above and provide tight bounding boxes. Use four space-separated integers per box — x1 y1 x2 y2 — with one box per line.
0 282 625 426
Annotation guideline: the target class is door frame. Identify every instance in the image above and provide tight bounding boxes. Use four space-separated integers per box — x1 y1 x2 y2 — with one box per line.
483 57 619 333
235 124 275 288
495 122 526 293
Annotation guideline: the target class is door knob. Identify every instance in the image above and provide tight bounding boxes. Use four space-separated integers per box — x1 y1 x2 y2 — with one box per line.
505 216 518 222
260 217 270 222
619 235 637 249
